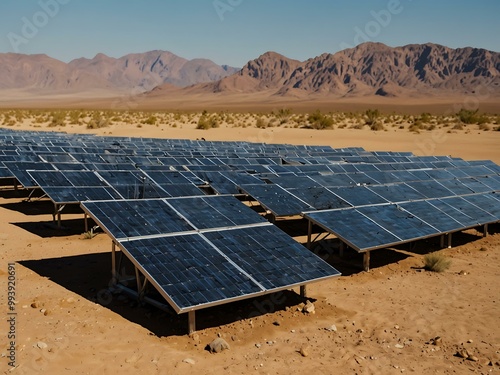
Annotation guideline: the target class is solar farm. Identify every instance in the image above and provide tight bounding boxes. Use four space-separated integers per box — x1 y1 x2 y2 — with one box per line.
1 128 500 334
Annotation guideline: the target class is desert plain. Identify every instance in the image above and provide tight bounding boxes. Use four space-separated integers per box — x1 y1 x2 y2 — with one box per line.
0 100 499 375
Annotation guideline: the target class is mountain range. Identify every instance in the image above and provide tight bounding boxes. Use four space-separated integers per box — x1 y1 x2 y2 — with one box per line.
1 43 499 100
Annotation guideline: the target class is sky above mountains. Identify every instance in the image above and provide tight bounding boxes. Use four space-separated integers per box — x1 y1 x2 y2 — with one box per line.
1 0 499 67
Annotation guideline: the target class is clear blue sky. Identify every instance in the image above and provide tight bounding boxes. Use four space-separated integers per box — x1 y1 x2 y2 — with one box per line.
0 0 498 67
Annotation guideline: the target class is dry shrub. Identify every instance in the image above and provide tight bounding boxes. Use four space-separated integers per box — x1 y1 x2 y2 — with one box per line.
424 252 451 272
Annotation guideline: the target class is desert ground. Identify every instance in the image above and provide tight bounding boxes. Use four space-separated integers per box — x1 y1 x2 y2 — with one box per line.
1 108 499 374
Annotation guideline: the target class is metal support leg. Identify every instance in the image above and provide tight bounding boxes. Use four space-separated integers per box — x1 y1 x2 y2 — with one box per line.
307 220 312 250
483 224 489 237
300 285 307 298
363 251 370 272
339 241 345 258
447 233 452 249
111 242 117 284
84 213 88 233
188 311 196 334
440 234 445 248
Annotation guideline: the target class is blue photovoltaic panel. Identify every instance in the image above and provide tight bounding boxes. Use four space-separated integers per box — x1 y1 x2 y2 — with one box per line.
328 186 388 206
82 199 194 239
368 183 426 203
271 176 320 189
405 180 455 199
160 184 205 197
239 184 313 217
474 175 500 191
286 187 351 210
167 195 268 229
461 193 500 219
399 200 465 233
42 187 122 204
429 197 494 227
4 162 56 187
305 208 401 252
457 178 493 194
358 205 438 240
121 234 263 311
437 179 476 195
28 170 73 187
98 170 170 199
204 226 341 290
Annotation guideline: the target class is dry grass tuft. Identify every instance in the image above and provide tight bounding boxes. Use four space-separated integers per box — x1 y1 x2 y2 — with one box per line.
424 252 452 272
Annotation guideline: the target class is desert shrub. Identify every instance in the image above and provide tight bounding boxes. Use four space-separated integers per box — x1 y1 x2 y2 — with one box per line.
308 110 334 129
255 117 267 129
456 109 486 124
479 123 491 131
196 114 219 130
142 115 157 125
370 122 385 131
419 112 432 123
364 109 380 126
424 252 452 272
452 123 464 130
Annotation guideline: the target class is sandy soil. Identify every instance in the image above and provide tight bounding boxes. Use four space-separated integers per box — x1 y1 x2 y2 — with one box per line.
0 123 499 374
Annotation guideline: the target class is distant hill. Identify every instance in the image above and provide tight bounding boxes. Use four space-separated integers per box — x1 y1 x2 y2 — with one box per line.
1 43 499 105
0 51 240 93
154 42 500 99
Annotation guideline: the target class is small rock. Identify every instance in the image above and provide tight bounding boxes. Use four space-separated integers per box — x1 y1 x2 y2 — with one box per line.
40 309 47 315
182 358 195 365
30 302 40 309
303 301 315 314
231 335 237 342
458 270 467 275
456 349 469 359
326 324 337 332
467 339 473 343
394 325 400 330
273 321 280 326
66 297 75 303
208 338 230 353
467 355 479 362
432 336 442 346
190 333 200 342
266 341 273 345
255 343 262 348
395 344 404 349
36 342 47 349
291 330 296 333
299 345 310 357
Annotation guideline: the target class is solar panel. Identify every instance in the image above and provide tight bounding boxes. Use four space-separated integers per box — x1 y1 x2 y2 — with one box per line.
81 199 194 239
42 187 122 204
305 208 401 252
82 197 341 313
167 195 268 229
203 225 340 289
97 170 169 199
430 197 496 227
286 187 351 210
399 200 465 233
367 183 426 203
405 180 455 199
358 205 439 240
328 186 388 207
239 184 313 217
122 234 262 311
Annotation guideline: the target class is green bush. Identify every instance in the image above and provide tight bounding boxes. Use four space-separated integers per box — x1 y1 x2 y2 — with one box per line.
196 115 219 130
308 110 334 129
424 252 452 272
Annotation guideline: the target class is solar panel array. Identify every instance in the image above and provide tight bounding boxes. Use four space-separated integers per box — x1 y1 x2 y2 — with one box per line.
81 196 341 312
1 128 499 314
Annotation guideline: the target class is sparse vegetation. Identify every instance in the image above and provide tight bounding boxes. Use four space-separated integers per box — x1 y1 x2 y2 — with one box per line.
423 252 452 273
308 110 334 129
